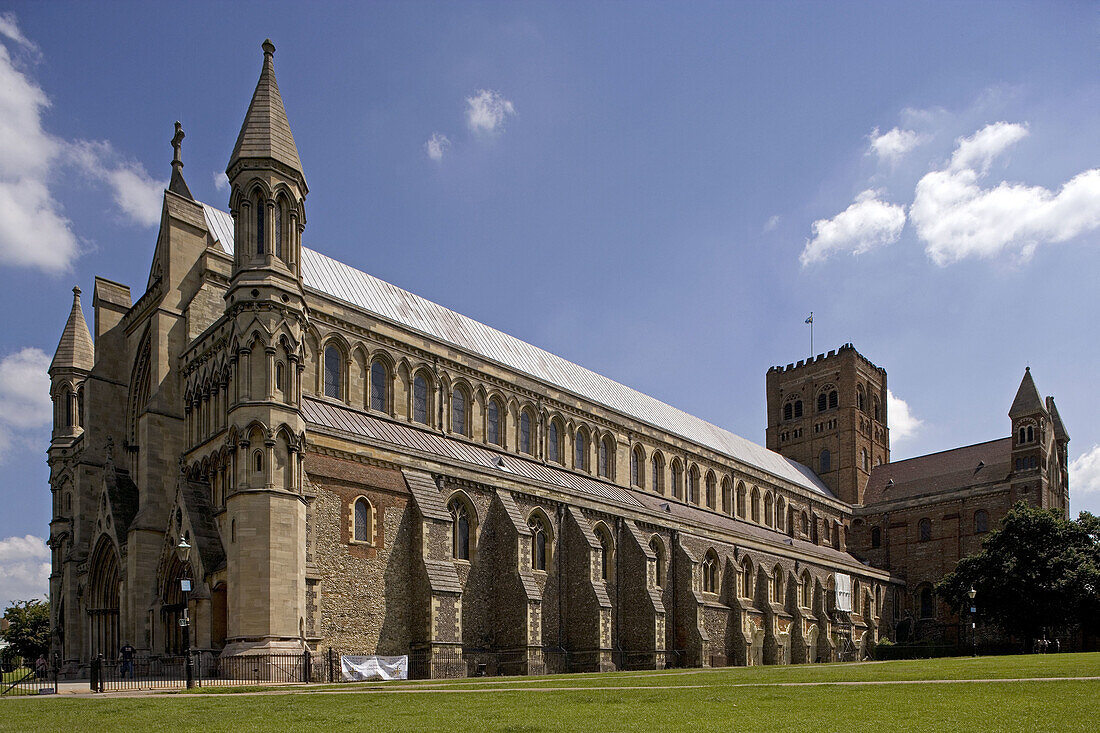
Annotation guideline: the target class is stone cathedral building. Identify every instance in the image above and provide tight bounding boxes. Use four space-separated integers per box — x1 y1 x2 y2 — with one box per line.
46 42 1071 676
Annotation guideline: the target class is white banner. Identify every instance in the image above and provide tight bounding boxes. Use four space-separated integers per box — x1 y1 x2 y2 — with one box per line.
341 655 409 681
835 573 853 612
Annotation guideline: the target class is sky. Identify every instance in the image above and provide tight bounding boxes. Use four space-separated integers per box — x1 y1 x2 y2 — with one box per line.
0 1 1098 606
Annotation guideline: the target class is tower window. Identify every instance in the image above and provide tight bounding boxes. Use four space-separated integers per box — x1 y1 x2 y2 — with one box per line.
828 390 838 409
255 199 265 255
817 393 827 412
918 518 931 542
275 362 285 393
820 449 831 473
274 203 283 258
794 400 803 418
1027 425 1034 442
871 526 881 548
783 402 792 421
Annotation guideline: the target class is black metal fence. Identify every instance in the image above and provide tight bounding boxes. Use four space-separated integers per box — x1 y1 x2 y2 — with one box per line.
1 666 58 697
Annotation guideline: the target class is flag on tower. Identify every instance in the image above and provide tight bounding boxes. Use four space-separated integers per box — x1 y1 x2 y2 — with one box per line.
805 313 813 324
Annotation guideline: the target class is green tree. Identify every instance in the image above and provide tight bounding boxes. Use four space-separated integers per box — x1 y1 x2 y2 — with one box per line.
937 503 1100 643
1 600 51 662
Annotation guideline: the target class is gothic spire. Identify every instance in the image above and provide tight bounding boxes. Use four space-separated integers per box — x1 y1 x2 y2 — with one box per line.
49 286 94 375
226 39 306 190
1009 367 1046 419
168 121 194 200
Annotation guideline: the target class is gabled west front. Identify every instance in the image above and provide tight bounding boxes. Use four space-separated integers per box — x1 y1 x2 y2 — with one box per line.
46 42 1071 677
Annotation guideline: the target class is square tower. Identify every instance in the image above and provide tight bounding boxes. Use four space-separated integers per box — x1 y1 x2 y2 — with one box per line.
765 344 889 505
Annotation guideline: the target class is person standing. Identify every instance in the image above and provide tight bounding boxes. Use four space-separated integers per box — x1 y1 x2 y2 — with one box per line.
120 642 135 678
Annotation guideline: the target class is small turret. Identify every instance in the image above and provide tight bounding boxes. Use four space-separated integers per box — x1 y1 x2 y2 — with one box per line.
49 286 94 439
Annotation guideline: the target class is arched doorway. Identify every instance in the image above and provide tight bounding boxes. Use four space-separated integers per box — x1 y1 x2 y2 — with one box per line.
160 555 192 655
87 538 120 660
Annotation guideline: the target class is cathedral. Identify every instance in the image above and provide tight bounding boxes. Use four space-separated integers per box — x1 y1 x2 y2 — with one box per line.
46 41 1071 677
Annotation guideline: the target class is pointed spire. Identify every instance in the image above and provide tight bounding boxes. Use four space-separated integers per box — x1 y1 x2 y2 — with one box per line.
168 121 194 200
1009 367 1046 419
50 286 94 374
226 39 306 189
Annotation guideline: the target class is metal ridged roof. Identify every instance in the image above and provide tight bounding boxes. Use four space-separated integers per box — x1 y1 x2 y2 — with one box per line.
203 203 832 498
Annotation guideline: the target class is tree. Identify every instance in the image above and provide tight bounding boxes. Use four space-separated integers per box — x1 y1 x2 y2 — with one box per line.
937 503 1100 643
0 600 51 662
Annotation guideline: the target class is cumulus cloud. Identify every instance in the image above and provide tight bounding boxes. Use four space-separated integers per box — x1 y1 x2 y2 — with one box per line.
911 122 1100 265
1069 444 1100 497
887 390 923 443
465 90 516 135
800 190 907 265
424 132 451 161
868 127 926 164
0 347 52 462
0 535 50 605
0 34 77 272
0 14 165 274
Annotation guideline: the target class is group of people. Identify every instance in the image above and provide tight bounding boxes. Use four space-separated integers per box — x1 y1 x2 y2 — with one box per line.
1033 638 1061 654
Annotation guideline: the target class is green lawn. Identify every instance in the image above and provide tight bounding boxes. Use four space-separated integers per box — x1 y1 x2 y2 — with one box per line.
1 667 33 685
2 654 1098 732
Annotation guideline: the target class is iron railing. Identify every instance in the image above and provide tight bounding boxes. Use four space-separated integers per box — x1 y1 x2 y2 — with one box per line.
1 666 57 697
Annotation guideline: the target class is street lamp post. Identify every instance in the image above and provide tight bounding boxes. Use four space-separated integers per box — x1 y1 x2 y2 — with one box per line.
968 587 977 658
177 537 195 689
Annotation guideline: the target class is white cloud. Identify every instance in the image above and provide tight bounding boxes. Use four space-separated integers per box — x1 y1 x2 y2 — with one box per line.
887 390 923 443
0 15 166 274
0 347 51 463
0 36 77 272
0 535 50 605
0 12 36 53
213 171 229 193
67 140 165 228
800 189 907 265
911 122 1100 265
465 90 516 135
425 132 451 161
868 127 925 164
1069 444 1100 497
763 215 780 232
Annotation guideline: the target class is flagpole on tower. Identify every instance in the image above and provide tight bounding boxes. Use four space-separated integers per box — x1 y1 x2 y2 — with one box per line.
806 312 813 357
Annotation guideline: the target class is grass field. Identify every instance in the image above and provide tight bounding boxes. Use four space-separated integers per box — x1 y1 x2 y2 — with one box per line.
1 667 32 685
2 653 1098 732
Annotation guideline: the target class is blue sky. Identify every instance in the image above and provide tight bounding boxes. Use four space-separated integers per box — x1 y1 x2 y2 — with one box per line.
1 1 1098 604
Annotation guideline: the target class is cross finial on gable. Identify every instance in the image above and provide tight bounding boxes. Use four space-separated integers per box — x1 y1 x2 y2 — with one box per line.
172 121 185 168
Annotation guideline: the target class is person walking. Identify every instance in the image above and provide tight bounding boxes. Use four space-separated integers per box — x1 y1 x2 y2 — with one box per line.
120 642 135 678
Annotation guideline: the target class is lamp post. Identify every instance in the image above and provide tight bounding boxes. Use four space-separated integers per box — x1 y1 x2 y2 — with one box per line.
967 587 977 657
177 537 195 689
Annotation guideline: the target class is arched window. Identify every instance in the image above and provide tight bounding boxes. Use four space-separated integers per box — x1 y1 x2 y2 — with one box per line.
1019 427 1026 444
820 449 831 473
274 201 283 258
77 387 84 427
828 390 838 409
670 460 683 499
449 497 473 560
741 559 753 598
701 550 718 594
487 398 502 446
519 410 532 454
919 586 934 618
595 523 614 582
801 511 809 534
275 362 285 394
800 573 812 608
794 400 803 418
650 537 666 588
631 446 644 487
861 449 869 472
817 392 827 412
651 453 664 494
1027 425 1034 442
529 513 550 571
63 388 74 427
598 436 613 479
687 466 698 504
764 492 774 527
323 346 342 400
873 397 881 421
370 359 388 413
705 472 716 509
413 373 429 425
547 420 561 463
722 478 733 515
354 497 372 543
574 428 589 471
451 386 468 436
772 568 784 603
255 197 265 255
974 510 989 534
253 450 264 474
871 526 882 548
783 402 793 421
736 482 747 519
751 487 761 523
918 518 931 542
857 385 865 411
776 496 786 531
